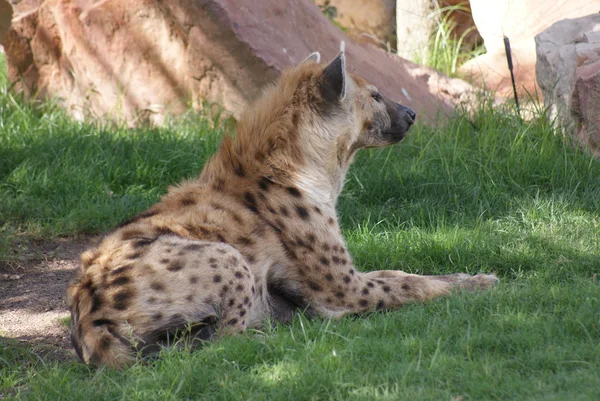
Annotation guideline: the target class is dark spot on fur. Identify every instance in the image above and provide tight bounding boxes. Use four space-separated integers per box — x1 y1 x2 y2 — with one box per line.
325 273 334 281
210 263 218 269
322 243 330 251
186 295 193 301
214 275 222 283
221 285 230 295
227 318 238 325
236 236 254 246
292 111 300 126
267 206 277 214
92 319 114 327
328 217 335 225
280 206 289 217
308 281 322 291
217 234 226 242
383 285 391 293
153 312 163 322
332 256 341 264
235 284 244 292
286 187 302 198
239 310 246 317
131 238 157 249
179 196 196 206
376 300 385 310
359 299 369 307
244 192 259 214
113 289 134 311
212 179 225 191
243 296 250 304
160 258 170 264
234 271 244 279
110 276 130 286
296 206 310 220
335 291 345 299
217 249 227 254
320 256 330 265
190 275 199 284
367 281 375 288
402 283 411 291
127 251 143 260
148 296 157 304
348 268 355 275
313 207 322 215
258 177 274 191
233 162 246 177
167 260 184 272
362 288 370 295
150 282 165 291
228 298 235 307
246 254 256 264
110 265 133 276
325 297 333 303
185 243 207 251
279 239 298 260
343 275 351 284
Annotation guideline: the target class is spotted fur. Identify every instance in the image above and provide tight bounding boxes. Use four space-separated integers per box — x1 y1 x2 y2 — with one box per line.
67 51 498 368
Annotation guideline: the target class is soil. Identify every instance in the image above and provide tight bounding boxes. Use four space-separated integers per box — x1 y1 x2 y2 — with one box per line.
0 236 101 362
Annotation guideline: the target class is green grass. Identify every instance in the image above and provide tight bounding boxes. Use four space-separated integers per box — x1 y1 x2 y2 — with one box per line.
411 2 485 76
1 65 600 399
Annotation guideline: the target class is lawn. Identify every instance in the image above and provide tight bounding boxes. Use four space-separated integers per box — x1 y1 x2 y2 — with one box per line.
1 53 599 399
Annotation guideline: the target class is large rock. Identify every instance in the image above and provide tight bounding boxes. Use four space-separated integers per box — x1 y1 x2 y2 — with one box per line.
460 0 600 99
536 14 600 156
2 0 477 125
0 0 12 45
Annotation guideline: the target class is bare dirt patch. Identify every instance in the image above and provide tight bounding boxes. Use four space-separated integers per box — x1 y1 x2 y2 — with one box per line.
0 236 100 362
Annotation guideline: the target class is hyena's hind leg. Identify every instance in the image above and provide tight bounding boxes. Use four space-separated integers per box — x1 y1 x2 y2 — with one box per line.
68 237 257 368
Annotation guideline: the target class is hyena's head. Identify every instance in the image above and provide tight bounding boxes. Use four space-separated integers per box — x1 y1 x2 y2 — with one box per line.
279 50 415 200
229 48 416 203
303 50 416 151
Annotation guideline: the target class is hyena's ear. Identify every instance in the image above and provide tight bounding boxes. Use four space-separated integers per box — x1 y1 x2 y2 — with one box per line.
302 52 321 64
320 51 346 102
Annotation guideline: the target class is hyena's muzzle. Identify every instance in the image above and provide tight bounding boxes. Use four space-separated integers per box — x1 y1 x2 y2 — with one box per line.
382 96 416 143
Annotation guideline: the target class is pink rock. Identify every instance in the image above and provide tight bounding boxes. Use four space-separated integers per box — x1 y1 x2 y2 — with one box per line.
1 0 477 125
572 59 600 156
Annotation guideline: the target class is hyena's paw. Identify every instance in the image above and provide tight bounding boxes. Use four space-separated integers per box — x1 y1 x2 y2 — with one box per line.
456 274 499 291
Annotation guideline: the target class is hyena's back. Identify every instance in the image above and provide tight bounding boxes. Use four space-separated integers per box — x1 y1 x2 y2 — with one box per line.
67 232 257 367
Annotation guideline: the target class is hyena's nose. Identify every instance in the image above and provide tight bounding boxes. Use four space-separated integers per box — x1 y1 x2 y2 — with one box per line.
403 106 416 122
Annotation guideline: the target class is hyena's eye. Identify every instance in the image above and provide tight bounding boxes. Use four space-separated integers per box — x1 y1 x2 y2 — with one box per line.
371 92 382 102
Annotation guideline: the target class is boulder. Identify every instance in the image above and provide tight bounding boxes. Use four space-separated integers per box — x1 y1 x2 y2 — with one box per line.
536 14 600 156
2 0 478 125
0 0 12 45
460 0 600 99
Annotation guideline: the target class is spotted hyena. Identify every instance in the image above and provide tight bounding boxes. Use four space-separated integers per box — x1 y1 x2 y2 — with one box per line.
67 50 498 368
